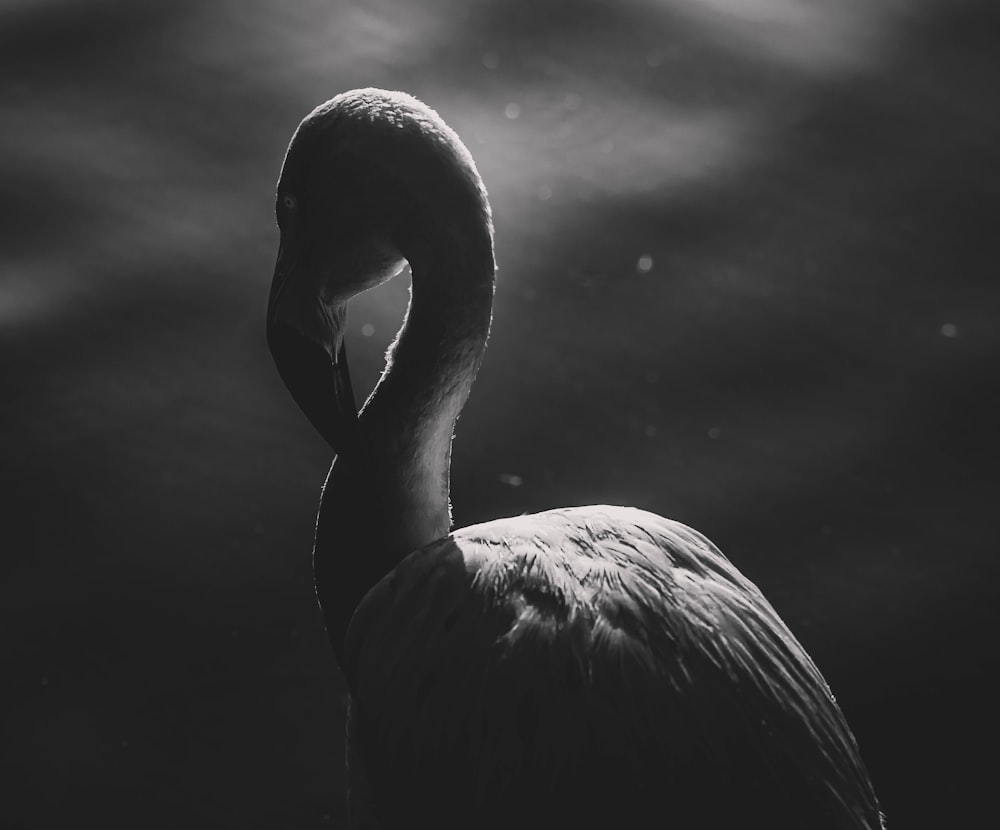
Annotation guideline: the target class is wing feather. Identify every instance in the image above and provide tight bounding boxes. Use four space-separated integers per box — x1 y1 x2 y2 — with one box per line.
344 506 883 829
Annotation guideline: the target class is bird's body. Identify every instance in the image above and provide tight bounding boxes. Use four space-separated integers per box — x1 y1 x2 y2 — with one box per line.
345 506 879 828
266 88 885 829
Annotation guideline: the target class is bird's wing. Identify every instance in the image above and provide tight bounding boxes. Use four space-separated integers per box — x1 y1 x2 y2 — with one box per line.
344 505 883 829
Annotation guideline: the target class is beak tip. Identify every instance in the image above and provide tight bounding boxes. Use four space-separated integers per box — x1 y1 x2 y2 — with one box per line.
267 320 358 453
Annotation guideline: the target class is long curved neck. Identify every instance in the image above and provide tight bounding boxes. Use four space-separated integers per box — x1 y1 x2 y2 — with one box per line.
360 246 495 545
314 240 495 666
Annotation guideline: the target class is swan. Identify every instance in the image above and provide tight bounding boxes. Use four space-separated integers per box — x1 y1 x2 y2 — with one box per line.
265 88 884 829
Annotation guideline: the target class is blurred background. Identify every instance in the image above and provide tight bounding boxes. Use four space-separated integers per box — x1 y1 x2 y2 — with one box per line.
2 0 998 826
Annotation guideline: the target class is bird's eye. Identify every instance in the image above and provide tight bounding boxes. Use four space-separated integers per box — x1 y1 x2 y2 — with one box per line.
281 193 297 211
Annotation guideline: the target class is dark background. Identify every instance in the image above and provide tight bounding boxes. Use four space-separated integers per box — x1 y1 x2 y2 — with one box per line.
2 1 998 827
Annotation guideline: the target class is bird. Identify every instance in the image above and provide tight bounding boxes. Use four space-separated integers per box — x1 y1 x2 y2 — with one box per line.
265 88 885 830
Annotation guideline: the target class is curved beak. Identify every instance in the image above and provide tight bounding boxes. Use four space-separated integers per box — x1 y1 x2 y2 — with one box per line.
266 235 359 453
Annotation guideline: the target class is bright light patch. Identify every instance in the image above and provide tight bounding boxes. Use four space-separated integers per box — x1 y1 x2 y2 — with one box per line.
637 255 654 273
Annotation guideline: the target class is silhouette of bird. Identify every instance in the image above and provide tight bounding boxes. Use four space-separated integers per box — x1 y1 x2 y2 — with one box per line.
266 88 885 830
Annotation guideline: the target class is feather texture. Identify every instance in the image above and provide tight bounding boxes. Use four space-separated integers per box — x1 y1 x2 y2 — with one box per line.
345 506 884 829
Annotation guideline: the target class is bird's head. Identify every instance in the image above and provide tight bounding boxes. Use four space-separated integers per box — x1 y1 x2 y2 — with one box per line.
266 88 494 453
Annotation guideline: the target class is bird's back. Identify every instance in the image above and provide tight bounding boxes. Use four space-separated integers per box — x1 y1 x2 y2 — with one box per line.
344 506 883 829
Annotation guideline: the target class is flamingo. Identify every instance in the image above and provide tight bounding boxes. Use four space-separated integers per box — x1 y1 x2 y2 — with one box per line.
265 88 885 829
